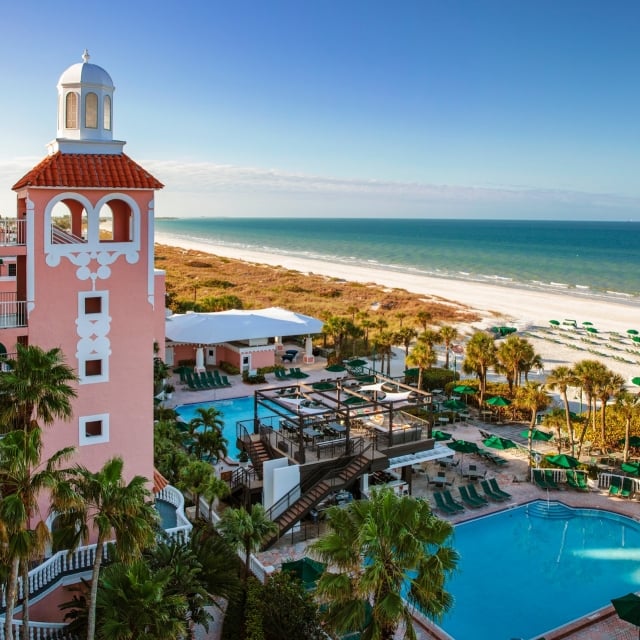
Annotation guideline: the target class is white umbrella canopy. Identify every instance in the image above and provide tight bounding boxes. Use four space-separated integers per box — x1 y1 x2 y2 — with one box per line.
166 306 323 344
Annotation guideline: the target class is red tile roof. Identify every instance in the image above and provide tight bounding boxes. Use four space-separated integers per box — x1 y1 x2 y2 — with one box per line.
12 152 164 190
153 468 169 494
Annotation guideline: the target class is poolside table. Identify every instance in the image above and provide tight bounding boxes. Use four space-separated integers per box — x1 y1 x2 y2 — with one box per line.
303 427 323 443
327 421 346 434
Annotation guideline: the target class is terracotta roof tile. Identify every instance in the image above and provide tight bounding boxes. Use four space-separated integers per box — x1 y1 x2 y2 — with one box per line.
153 468 169 494
12 152 164 190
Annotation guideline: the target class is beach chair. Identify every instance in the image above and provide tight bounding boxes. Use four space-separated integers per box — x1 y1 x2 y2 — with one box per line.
467 483 489 505
544 469 560 489
621 477 634 498
184 370 199 391
433 491 458 515
481 479 508 501
533 469 550 490
205 370 220 388
275 369 288 380
565 470 589 492
608 475 622 497
220 374 232 387
458 485 485 508
442 489 465 512
488 478 512 500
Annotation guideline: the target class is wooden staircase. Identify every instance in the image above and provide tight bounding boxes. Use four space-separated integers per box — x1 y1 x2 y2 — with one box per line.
262 451 372 548
247 438 270 478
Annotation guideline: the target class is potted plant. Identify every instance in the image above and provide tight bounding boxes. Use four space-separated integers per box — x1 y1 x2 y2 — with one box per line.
163 383 175 399
238 450 250 467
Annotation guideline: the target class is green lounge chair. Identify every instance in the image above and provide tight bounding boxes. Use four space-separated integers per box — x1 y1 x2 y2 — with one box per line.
433 491 458 515
205 371 220 388
480 479 507 501
275 369 288 380
544 469 560 489
220 374 232 387
533 469 550 490
621 477 634 498
489 478 512 499
466 483 489 505
184 370 199 391
458 485 485 508
442 489 465 512
566 470 589 492
609 475 622 496
199 372 213 389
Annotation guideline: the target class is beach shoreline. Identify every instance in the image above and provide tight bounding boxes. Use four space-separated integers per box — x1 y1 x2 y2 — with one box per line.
155 230 640 386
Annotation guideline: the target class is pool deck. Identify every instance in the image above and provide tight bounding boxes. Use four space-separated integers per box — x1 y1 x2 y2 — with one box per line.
167 351 640 640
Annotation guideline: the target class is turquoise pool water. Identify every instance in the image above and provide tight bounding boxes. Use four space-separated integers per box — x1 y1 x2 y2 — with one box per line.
175 395 287 459
155 499 177 529
436 501 640 639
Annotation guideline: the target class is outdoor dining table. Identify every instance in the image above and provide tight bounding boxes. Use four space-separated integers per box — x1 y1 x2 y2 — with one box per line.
303 427 323 443
327 422 346 434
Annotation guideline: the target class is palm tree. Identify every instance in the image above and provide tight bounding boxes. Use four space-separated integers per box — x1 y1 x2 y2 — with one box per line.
55 457 158 640
515 383 551 467
439 325 459 369
462 331 497 404
416 310 432 333
177 460 218 520
310 488 458 640
572 359 605 457
0 428 75 640
395 327 418 358
593 368 625 445
406 341 437 391
542 407 568 454
545 366 577 456
0 343 77 434
217 504 277 584
323 316 353 358
615 391 640 463
496 335 535 393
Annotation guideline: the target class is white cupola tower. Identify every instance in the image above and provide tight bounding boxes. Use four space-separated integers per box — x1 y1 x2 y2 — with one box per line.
48 49 125 155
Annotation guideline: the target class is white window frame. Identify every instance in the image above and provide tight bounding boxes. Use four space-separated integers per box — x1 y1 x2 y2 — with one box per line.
79 413 109 446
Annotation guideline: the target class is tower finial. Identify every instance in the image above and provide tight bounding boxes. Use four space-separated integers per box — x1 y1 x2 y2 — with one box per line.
82 49 90 63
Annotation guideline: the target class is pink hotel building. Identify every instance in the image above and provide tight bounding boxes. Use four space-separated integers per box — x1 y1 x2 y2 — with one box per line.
0 53 187 630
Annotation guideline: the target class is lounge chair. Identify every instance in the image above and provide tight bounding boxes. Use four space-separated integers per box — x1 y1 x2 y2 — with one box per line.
220 374 232 387
533 469 550 490
442 489 465 512
621 477 634 498
480 479 508 501
458 485 485 508
544 469 560 489
184 370 199 391
275 369 288 380
205 371 220 388
489 478 512 499
466 483 489 505
609 475 622 496
565 470 589 492
433 491 458 515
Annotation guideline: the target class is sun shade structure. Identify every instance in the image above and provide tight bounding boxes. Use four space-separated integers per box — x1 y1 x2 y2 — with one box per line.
611 593 640 639
325 364 346 372
166 307 323 344
453 384 476 395
483 435 516 450
486 396 511 407
545 454 580 469
520 428 553 442
631 377 640 386
447 440 480 454
442 399 467 411
549 319 560 326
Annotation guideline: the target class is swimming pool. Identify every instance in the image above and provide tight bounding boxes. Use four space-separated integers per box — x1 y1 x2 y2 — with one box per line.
175 395 287 459
434 501 640 639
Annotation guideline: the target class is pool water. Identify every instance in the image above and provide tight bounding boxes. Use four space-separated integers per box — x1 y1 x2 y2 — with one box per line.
155 499 177 529
435 501 640 639
175 395 288 459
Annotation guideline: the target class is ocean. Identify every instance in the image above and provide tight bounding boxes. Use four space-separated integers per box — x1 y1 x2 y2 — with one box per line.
155 218 640 302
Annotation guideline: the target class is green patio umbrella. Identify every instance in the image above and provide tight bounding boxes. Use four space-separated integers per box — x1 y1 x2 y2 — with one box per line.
549 319 560 326
325 364 346 372
520 428 553 442
582 321 593 326
611 593 640 639
453 384 476 395
545 453 580 469
627 329 639 335
281 557 326 590
312 381 335 391
621 462 640 476
442 398 467 412
347 358 368 367
483 435 516 450
447 439 480 454
432 430 452 442
619 435 640 447
486 396 511 407
632 377 640 386
586 326 598 334
344 396 367 405
633 337 640 344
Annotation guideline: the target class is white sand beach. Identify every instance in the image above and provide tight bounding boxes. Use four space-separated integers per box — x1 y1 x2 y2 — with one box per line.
155 231 640 387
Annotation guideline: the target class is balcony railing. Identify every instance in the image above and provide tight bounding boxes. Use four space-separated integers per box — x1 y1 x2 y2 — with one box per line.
0 218 26 246
0 293 28 329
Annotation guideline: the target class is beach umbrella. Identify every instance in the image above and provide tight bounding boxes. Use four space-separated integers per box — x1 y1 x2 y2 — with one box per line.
312 381 335 391
432 430 452 442
343 396 367 405
631 377 640 386
520 428 553 442
447 439 480 454
619 436 640 447
581 321 593 326
621 462 640 476
545 454 580 469
347 358 367 368
483 435 516 450
453 384 476 396
486 396 511 407
586 327 598 334
324 364 346 373
633 337 640 344
442 398 467 412
611 593 640 639
281 557 326 591
627 329 639 335
549 320 560 326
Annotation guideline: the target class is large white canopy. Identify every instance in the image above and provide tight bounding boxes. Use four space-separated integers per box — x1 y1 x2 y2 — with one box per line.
165 307 323 345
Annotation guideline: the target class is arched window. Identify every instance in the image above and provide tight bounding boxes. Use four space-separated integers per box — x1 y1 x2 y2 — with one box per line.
85 92 98 129
103 95 112 130
65 92 78 129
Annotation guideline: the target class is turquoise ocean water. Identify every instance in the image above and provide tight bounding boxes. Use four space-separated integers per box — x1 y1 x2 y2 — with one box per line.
155 218 640 302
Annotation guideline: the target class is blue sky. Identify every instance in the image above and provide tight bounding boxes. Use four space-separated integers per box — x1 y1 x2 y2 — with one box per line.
1 0 639 219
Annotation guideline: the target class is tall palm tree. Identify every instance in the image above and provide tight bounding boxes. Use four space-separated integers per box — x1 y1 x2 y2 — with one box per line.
462 331 497 404
177 460 218 520
416 310 432 333
545 366 577 456
310 488 458 640
593 368 625 445
542 407 568 455
515 383 551 467
54 457 158 640
322 316 353 358
496 335 535 393
0 428 75 640
0 343 77 434
439 325 459 369
185 407 227 461
406 341 437 392
217 504 277 584
615 391 640 463
395 326 417 357
572 359 605 457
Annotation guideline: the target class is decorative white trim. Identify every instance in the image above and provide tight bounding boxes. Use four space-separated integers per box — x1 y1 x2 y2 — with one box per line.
26 198 35 314
148 199 155 306
77 290 111 384
79 413 109 446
